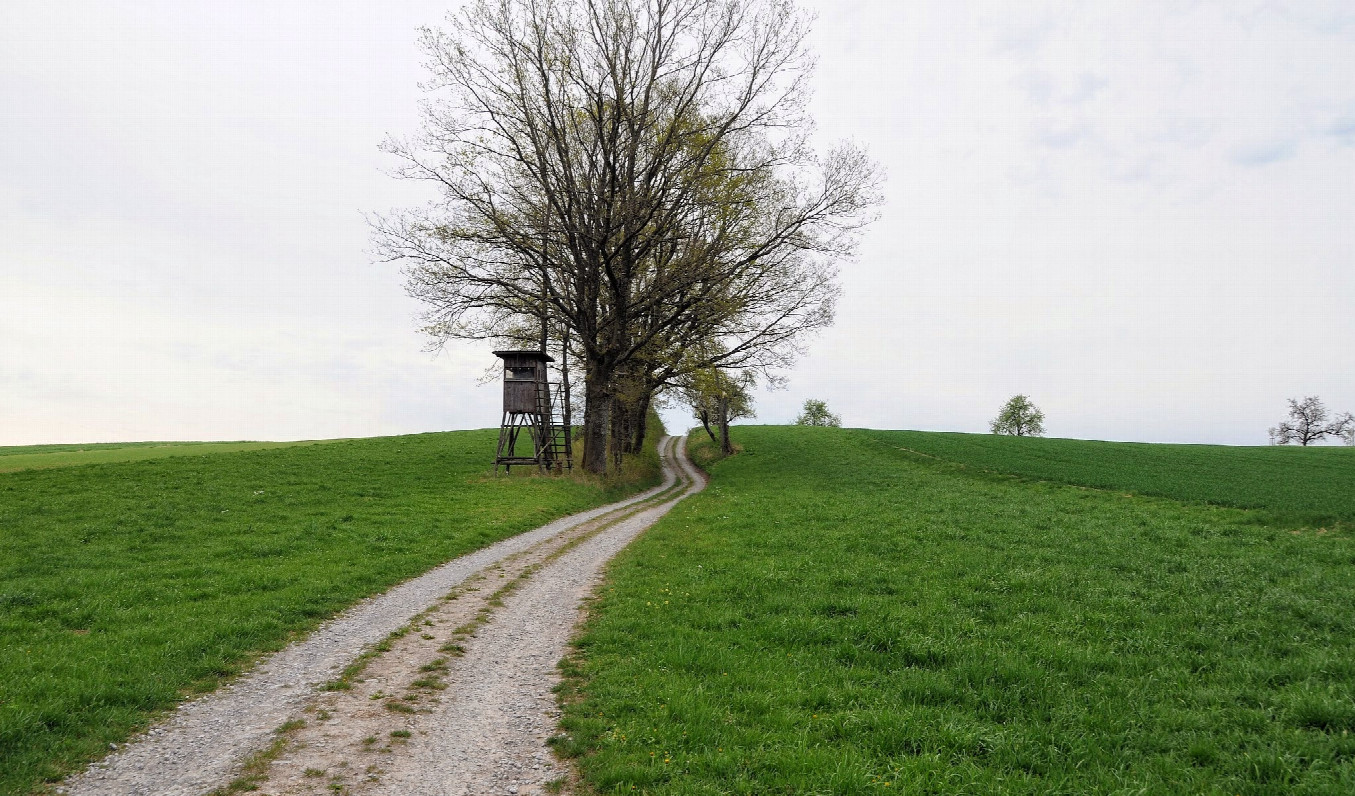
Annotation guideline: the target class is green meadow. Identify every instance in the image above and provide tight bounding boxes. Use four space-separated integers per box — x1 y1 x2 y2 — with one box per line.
0 431 658 795
557 426 1355 794
0 440 345 474
873 430 1355 529
6 425 1353 795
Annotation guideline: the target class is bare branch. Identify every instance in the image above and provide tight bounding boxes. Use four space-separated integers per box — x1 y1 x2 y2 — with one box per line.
373 0 881 472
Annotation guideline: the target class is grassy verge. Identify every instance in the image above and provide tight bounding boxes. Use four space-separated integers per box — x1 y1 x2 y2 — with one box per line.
0 429 659 795
557 426 1355 794
863 429 1355 529
681 429 731 474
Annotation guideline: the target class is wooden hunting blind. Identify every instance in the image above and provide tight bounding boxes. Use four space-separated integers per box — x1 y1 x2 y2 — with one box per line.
493 350 571 473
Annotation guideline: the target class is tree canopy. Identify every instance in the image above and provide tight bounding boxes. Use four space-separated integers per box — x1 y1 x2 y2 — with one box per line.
1269 396 1353 446
795 398 840 427
681 367 754 454
374 0 880 472
990 395 1045 437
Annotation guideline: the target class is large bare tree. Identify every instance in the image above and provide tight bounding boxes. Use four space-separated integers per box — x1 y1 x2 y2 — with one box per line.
1269 396 1353 446
374 0 880 473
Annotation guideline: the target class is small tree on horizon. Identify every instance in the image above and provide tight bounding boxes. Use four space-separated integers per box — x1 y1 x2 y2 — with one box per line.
991 395 1045 437
795 399 841 427
1269 396 1353 446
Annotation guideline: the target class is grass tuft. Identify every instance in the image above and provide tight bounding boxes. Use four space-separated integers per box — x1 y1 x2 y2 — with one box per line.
203 716 308 795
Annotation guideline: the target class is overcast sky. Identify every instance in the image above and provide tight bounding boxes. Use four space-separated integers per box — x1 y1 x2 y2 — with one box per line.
3 1 1353 447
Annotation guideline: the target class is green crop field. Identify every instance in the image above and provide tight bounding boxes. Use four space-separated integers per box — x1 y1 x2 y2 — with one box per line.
866 430 1355 529
557 426 1355 794
0 440 346 473
0 430 659 795
1 442 182 456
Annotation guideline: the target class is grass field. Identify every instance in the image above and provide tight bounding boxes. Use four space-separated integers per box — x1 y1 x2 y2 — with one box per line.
0 430 659 795
1 442 184 456
0 440 346 473
556 426 1355 794
865 430 1355 529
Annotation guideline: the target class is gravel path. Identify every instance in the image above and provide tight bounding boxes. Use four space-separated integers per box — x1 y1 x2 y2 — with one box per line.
60 437 698 796
371 436 702 795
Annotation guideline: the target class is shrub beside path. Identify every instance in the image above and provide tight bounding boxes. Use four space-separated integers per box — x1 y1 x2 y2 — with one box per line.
60 436 703 796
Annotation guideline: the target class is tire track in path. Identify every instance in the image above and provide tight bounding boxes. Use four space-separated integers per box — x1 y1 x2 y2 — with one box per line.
365 435 703 796
60 437 698 796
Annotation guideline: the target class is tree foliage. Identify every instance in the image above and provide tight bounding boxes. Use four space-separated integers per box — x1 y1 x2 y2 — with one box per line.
373 0 880 473
681 367 754 454
794 398 840 427
990 395 1045 437
1269 396 1353 446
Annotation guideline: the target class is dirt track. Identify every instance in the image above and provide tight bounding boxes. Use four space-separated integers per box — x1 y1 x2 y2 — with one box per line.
60 436 703 796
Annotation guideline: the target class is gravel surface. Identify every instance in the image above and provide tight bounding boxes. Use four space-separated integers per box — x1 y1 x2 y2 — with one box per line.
371 436 702 795
58 438 695 796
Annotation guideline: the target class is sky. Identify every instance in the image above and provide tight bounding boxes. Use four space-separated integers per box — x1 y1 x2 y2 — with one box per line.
2 0 1353 447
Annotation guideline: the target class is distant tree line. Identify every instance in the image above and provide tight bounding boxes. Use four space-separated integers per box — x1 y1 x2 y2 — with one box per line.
983 394 1355 446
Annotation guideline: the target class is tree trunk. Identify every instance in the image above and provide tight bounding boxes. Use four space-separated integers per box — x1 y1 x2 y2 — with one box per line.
609 396 628 471
581 368 612 475
699 409 718 442
719 394 733 455
629 392 651 454
560 329 573 464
